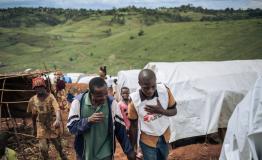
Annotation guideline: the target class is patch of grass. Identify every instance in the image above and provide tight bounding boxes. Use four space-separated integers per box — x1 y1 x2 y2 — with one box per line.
0 15 261 75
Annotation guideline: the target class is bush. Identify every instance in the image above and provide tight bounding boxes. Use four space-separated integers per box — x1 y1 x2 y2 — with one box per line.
129 36 135 40
138 30 144 36
103 28 112 36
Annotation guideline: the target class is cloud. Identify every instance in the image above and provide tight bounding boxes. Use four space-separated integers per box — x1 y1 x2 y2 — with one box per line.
246 0 262 8
0 0 261 9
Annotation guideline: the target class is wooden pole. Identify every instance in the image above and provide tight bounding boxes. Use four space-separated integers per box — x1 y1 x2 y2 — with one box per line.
0 79 6 130
0 89 35 92
4 131 36 138
0 101 29 104
6 103 26 160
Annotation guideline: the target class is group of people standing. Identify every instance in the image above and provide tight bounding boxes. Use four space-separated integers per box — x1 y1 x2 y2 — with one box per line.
67 68 177 160
2 67 177 160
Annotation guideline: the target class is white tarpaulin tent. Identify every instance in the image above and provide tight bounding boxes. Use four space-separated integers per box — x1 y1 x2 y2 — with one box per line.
144 60 262 142
116 70 140 100
219 77 262 160
77 74 98 84
66 73 86 83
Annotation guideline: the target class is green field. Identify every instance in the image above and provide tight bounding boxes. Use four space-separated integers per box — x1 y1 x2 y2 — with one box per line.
0 10 262 75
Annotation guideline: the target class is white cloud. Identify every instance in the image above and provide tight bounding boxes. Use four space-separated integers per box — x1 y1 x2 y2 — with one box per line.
246 0 262 8
0 0 261 9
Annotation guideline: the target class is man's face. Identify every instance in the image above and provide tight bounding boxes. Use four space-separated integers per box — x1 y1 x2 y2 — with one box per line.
35 86 47 97
121 88 130 101
139 78 156 98
91 86 107 107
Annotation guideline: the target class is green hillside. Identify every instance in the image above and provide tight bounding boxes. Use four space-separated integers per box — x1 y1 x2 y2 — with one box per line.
0 7 262 74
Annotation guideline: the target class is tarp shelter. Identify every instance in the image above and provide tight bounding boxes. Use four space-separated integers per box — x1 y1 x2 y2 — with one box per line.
63 76 72 83
77 74 98 84
219 77 262 160
144 60 262 142
47 72 73 84
65 73 85 83
116 70 140 99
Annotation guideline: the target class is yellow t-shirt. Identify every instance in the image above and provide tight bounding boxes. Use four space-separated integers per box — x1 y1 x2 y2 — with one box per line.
27 93 60 139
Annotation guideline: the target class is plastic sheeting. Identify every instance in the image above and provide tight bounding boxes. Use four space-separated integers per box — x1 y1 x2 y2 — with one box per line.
77 75 98 84
144 60 262 142
219 77 262 160
66 73 86 83
116 70 140 100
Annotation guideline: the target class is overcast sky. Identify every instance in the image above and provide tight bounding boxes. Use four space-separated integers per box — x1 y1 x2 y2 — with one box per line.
0 0 262 9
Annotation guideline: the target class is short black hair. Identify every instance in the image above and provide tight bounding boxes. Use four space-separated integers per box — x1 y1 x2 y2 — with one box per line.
89 77 107 94
121 86 129 92
138 69 156 82
113 79 117 84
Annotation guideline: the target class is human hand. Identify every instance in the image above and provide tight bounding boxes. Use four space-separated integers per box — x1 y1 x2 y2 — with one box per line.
144 99 164 114
87 112 104 123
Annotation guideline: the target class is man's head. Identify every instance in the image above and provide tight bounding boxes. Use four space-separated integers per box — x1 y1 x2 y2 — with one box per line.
121 87 130 101
138 69 156 98
54 70 63 80
32 77 47 97
89 77 108 107
99 66 107 79
56 79 66 91
113 79 117 85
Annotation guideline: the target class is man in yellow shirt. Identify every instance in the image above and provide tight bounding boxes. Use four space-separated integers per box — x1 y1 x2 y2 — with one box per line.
27 77 67 160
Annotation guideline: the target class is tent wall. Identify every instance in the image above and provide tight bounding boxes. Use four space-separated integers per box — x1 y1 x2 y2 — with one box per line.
116 70 140 101
220 77 262 160
144 60 262 142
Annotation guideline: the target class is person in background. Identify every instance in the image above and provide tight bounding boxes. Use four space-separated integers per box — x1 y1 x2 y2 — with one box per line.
118 87 131 130
27 77 68 160
99 66 107 80
67 86 78 105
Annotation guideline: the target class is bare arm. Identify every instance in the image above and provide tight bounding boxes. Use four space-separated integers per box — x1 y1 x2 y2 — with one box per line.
129 119 138 149
162 103 177 116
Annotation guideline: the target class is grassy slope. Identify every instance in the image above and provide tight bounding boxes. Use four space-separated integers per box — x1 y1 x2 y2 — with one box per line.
0 14 262 74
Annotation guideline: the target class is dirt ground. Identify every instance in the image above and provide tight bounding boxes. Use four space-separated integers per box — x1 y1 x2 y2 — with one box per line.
168 143 222 160
1 115 222 160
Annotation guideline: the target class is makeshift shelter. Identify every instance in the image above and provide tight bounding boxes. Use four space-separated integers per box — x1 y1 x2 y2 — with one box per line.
63 76 72 83
144 60 262 142
219 77 262 160
0 71 54 159
0 71 51 128
65 73 85 83
77 74 98 84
